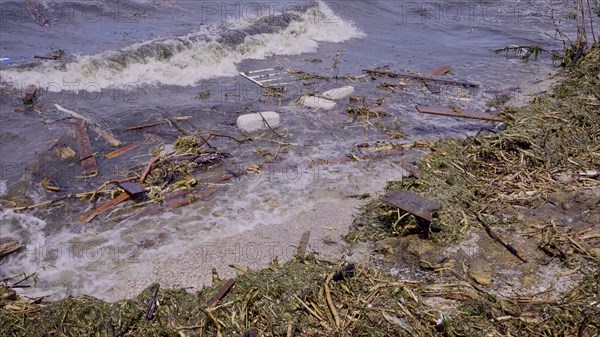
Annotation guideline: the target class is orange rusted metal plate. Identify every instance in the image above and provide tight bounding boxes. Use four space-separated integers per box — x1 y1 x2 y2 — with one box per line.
381 190 442 222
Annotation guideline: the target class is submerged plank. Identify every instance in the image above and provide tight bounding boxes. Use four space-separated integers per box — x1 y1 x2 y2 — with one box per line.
415 105 503 122
104 143 141 159
365 68 480 87
78 193 131 222
72 121 98 176
381 190 442 222
426 66 452 94
429 66 452 76
118 182 147 197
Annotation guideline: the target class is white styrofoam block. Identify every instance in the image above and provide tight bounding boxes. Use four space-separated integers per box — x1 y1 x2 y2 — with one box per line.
321 86 355 100
300 96 337 110
237 111 280 133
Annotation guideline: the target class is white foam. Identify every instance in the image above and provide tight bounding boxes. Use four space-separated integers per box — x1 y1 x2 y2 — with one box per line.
0 1 363 92
0 180 6 198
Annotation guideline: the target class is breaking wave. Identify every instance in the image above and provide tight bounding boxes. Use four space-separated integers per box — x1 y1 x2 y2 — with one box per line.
0 1 363 91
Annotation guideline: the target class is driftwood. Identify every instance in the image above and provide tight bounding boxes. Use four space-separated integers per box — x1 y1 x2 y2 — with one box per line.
207 278 235 308
140 156 160 183
123 122 165 131
92 127 122 147
477 213 527 263
415 105 503 122
57 104 122 146
78 193 131 223
146 284 160 320
381 190 442 222
72 121 98 176
34 50 64 60
118 182 146 197
365 68 480 87
296 231 311 261
426 66 452 94
104 143 141 159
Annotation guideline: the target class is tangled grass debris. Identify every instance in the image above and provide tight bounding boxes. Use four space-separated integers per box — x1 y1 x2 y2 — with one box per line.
1 41 599 337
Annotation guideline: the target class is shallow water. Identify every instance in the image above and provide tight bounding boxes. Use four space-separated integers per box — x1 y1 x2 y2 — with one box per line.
0 0 589 299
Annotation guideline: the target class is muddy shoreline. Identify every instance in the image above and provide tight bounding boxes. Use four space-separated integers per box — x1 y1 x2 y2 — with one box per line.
1 40 598 336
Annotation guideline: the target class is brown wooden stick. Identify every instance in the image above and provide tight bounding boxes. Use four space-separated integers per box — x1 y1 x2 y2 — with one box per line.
140 156 160 183
296 231 311 261
123 122 165 131
146 284 160 320
365 68 479 87
72 121 98 176
207 278 235 308
477 213 527 263
104 143 141 159
78 193 131 223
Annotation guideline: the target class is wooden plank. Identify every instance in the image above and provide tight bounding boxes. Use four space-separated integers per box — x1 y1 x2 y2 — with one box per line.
92 127 122 147
78 193 131 222
381 190 442 222
140 155 160 183
104 143 141 159
365 68 479 87
415 105 503 122
430 66 451 76
426 66 452 94
72 121 98 176
118 182 146 197
207 278 235 308
296 231 311 261
164 186 216 209
123 122 164 131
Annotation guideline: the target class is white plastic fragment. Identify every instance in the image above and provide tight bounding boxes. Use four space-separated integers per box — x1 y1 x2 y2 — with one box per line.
300 96 337 110
579 170 599 178
321 86 355 100
237 111 280 133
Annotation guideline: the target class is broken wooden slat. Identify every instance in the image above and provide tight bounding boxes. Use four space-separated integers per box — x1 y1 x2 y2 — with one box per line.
118 182 146 197
207 278 235 308
78 193 131 222
146 284 160 320
104 143 141 159
163 186 216 209
296 231 311 261
381 190 442 222
140 156 160 183
92 127 122 147
72 121 98 176
429 66 452 76
415 105 503 122
426 66 452 94
365 68 479 87
123 122 165 131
